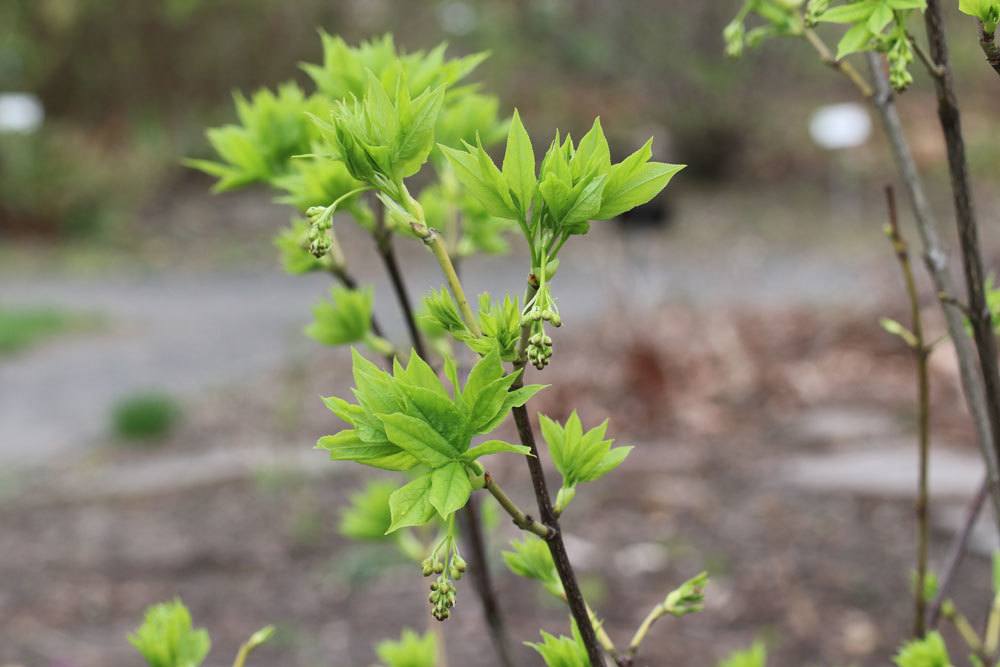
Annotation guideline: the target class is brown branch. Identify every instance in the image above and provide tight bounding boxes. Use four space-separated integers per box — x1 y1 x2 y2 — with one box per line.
928 476 989 628
884 186 932 638
373 227 428 360
459 496 517 667
924 0 1000 531
866 52 1000 534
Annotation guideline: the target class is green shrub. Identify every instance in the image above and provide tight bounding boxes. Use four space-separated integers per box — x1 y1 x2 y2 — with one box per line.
111 392 182 442
0 306 99 355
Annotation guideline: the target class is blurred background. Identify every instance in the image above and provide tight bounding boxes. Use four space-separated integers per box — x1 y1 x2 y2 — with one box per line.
2 1 1000 665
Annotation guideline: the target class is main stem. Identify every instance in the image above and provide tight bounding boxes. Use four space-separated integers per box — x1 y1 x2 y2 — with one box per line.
511 283 607 667
977 21 1000 77
866 52 1000 534
924 1 1000 515
885 186 931 638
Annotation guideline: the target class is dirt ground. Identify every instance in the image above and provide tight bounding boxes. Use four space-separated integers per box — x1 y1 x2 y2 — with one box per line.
1 299 994 667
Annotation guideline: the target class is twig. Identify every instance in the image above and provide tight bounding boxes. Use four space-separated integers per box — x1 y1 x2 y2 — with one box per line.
483 471 553 539
866 52 1000 534
458 496 516 667
924 0 1000 533
373 206 428 359
978 21 1000 78
802 27 875 97
928 476 989 628
907 32 945 78
884 185 932 638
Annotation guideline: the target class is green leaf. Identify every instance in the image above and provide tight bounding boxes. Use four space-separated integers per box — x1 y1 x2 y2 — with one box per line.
836 22 874 59
502 109 537 214
316 430 418 471
439 143 519 219
562 173 607 226
305 286 374 346
129 599 211 667
527 628 590 667
429 461 474 517
379 412 461 467
571 117 611 181
502 535 563 596
868 2 894 32
387 473 437 532
396 83 446 178
718 641 767 667
340 480 395 540
596 139 684 220
376 629 439 667
662 571 709 617
892 631 951 667
819 1 877 23
462 439 533 460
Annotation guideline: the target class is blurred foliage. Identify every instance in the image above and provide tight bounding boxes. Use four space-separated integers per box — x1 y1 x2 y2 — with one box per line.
3 0 999 240
111 391 182 442
0 305 100 355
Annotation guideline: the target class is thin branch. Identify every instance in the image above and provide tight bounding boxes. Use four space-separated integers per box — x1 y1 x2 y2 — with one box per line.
802 27 875 97
866 51 1000 534
483 471 553 539
907 32 945 78
373 206 428 360
884 185 932 638
924 0 1000 534
928 476 989 628
978 21 1000 78
458 496 516 667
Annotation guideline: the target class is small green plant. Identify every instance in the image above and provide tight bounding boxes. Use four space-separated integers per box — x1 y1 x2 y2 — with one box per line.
111 391 182 442
0 305 101 355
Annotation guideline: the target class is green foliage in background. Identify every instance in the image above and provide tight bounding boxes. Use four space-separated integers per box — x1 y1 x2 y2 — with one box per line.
0 305 100 355
111 391 182 442
718 641 767 667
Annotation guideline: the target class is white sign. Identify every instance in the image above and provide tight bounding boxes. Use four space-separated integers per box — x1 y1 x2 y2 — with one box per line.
809 103 871 150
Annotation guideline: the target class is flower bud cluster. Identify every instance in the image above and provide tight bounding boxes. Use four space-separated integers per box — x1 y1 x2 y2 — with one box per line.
306 205 334 258
421 541 467 621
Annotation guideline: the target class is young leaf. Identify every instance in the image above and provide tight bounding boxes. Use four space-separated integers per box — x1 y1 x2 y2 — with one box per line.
387 473 437 533
502 109 537 213
429 461 474 517
379 412 461 467
129 599 211 667
596 139 684 220
527 627 590 667
305 286 374 346
718 641 767 667
502 535 564 596
892 631 951 667
439 143 520 219
462 439 532 461
375 628 438 667
662 571 709 617
340 480 395 540
836 22 874 59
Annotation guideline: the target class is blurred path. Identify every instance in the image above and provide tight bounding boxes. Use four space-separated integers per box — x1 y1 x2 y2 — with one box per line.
0 227 880 466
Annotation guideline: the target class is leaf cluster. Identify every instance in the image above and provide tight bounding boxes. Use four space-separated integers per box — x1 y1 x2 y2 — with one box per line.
375 628 439 667
724 0 806 57
440 110 683 265
502 535 564 597
421 289 522 362
305 285 374 347
892 631 951 667
961 0 1000 32
317 349 543 532
129 599 211 667
538 411 632 513
339 479 396 541
718 641 768 667
527 625 591 667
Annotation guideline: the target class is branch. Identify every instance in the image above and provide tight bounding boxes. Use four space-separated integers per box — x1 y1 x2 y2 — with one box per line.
924 0 1000 533
802 27 875 97
866 51 1000 534
508 282 607 667
884 186 931 638
458 497 516 667
927 476 988 628
372 204 428 359
483 471 553 539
